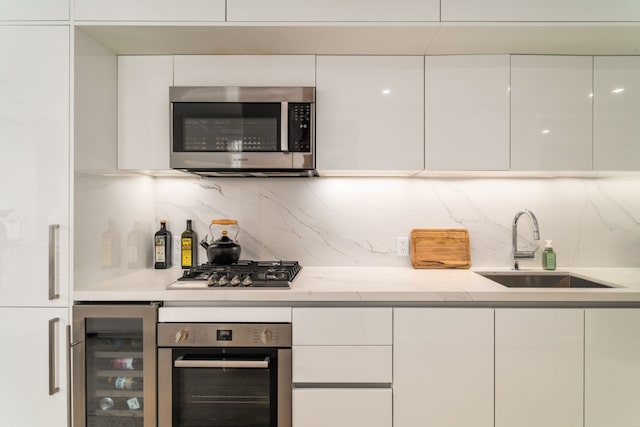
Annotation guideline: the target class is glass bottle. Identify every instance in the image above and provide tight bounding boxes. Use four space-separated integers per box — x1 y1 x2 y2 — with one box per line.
181 219 197 269
154 220 171 269
542 240 557 271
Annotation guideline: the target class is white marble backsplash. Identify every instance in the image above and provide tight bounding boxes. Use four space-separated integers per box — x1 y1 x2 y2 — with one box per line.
155 176 640 269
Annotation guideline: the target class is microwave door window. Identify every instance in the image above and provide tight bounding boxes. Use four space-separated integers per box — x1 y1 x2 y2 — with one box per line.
174 103 281 153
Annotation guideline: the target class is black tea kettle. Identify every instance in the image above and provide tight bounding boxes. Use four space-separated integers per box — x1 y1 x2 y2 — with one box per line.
200 219 241 265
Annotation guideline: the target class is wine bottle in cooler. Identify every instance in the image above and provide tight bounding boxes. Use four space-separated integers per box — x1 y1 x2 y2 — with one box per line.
181 219 197 269
154 220 172 269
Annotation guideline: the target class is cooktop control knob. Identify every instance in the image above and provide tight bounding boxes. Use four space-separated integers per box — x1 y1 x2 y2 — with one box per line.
175 328 190 344
260 329 274 344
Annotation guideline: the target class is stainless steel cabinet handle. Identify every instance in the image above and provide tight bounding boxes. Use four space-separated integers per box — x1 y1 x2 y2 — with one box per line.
281 102 289 152
48 224 60 300
49 317 60 395
174 358 269 369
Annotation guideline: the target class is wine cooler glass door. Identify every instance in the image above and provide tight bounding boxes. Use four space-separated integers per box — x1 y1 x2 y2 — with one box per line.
73 305 158 427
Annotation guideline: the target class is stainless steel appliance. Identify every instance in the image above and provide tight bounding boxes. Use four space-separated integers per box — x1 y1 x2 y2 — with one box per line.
170 86 316 177
158 322 292 427
167 260 302 289
72 304 158 427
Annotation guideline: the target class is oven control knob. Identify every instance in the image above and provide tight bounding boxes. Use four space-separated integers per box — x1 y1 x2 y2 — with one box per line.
260 329 274 344
175 329 190 344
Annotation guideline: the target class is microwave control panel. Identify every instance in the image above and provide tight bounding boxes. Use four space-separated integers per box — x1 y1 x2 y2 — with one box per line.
289 103 313 152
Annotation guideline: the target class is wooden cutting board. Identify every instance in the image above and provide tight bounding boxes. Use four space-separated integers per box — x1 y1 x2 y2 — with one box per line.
410 228 471 269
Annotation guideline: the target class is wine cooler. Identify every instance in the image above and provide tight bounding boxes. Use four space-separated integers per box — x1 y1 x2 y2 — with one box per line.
73 304 158 427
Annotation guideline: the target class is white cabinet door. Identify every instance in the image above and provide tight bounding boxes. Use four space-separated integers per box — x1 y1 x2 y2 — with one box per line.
293 307 392 345
75 0 225 21
441 0 640 22
0 26 70 306
293 389 392 427
0 308 69 426
228 0 439 22
495 309 584 427
293 345 392 383
425 55 510 171
316 56 424 174
511 55 593 171
593 56 640 171
174 55 316 87
585 309 640 427
394 308 494 427
0 0 69 20
118 56 173 170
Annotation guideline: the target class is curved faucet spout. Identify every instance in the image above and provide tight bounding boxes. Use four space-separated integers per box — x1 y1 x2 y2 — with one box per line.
512 209 540 270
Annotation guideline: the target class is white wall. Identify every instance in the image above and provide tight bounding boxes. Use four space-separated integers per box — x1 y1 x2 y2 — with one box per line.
153 176 640 268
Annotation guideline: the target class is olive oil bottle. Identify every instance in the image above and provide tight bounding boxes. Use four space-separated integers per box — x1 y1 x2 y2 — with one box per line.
181 219 197 269
154 220 172 269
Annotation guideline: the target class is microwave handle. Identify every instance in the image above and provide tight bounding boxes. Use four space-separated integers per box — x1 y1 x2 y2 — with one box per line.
281 102 288 152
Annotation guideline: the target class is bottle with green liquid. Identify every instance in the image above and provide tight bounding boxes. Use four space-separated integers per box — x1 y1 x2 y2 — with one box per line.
542 240 557 271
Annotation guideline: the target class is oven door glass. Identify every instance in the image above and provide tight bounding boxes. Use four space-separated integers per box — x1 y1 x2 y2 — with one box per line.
173 103 281 153
172 348 278 427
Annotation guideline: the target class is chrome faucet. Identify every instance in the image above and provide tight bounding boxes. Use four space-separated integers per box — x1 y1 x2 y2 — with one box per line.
512 209 540 270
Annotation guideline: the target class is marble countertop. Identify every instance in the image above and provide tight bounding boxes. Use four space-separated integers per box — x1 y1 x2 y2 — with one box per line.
73 266 640 304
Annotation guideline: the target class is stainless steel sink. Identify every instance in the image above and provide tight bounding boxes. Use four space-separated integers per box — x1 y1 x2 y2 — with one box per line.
477 272 613 288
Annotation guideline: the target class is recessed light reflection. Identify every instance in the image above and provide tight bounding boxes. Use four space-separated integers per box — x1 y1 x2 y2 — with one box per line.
589 93 594 98
612 88 625 94
382 89 391 95
541 129 551 135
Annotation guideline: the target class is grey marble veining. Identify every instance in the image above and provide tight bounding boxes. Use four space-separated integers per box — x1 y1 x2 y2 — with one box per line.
154 176 640 268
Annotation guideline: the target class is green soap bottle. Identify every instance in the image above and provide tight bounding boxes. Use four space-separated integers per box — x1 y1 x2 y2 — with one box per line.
542 240 556 271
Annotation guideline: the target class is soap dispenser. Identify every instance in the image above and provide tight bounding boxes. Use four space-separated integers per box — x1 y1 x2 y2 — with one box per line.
542 240 557 271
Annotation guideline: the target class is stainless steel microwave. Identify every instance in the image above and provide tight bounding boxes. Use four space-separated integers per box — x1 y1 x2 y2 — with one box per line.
170 86 316 177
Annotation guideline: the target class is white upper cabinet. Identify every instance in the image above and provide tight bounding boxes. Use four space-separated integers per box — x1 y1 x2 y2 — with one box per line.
174 55 316 87
228 0 439 22
316 56 424 174
74 0 225 21
441 0 640 22
118 56 173 170
495 309 584 427
593 56 640 171
0 0 69 20
424 55 510 171
510 55 593 171
585 309 640 427
0 26 70 306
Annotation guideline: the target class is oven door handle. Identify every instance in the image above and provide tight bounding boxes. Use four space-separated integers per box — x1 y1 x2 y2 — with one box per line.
174 357 270 369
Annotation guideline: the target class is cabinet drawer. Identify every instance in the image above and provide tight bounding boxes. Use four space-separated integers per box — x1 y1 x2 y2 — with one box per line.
293 388 392 427
293 346 392 383
293 308 392 345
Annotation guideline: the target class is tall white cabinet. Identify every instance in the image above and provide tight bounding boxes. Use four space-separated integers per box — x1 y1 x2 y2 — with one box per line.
0 24 70 426
510 55 593 171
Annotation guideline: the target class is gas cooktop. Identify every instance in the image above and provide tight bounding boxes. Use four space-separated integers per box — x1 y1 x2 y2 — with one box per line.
167 260 301 289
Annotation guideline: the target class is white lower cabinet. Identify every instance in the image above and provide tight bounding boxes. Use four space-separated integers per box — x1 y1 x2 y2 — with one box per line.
585 309 640 427
0 307 69 426
393 308 494 427
293 388 391 427
495 308 584 427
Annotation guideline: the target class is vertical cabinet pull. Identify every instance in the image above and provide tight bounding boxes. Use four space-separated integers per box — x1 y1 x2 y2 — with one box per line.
49 224 60 300
49 317 60 395
281 102 289 152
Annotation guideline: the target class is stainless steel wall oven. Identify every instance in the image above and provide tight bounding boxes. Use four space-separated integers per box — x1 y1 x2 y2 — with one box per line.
158 323 292 427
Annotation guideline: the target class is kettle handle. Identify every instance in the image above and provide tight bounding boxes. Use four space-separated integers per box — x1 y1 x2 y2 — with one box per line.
210 219 240 241
211 219 238 225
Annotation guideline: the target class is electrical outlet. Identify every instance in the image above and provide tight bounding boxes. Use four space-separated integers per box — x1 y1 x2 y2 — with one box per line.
397 236 410 256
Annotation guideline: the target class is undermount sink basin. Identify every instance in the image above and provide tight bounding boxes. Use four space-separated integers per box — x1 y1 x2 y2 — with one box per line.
477 272 613 289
